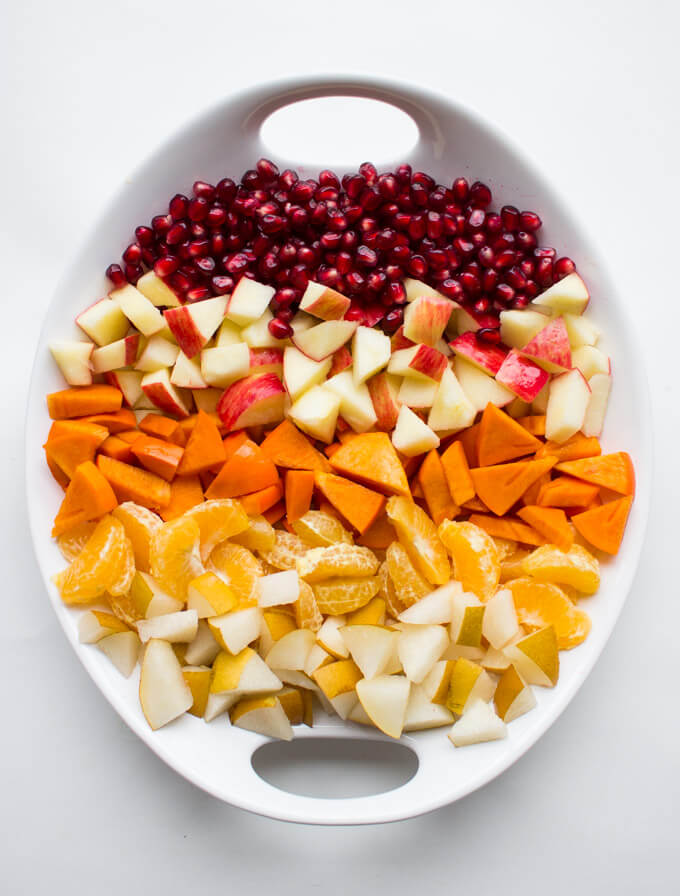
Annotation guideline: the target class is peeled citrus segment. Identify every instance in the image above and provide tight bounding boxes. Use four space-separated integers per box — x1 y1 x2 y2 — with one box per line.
313 576 382 615
507 577 591 649
522 543 600 595
490 537 518 561
438 520 500 602
231 514 276 553
294 580 324 631
112 502 162 572
56 520 97 563
386 496 450 586
385 542 430 609
258 530 308 571
55 516 135 605
149 516 204 602
183 498 249 562
378 561 406 618
500 548 532 583
291 510 353 547
297 543 379 583
208 542 263 606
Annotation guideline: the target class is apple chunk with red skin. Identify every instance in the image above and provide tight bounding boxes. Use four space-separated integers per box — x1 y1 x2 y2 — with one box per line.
91 333 140 373
495 349 550 402
292 320 358 361
388 344 448 382
520 316 571 373
299 280 351 320
249 348 284 376
164 296 227 359
49 341 94 385
217 373 286 432
367 372 401 431
403 295 455 347
141 368 191 418
449 331 508 376
328 346 352 377
106 370 144 407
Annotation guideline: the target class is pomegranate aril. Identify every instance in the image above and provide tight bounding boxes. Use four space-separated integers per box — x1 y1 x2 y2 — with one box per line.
152 215 172 236
266 317 291 339
383 307 404 334
513 295 530 309
124 264 142 284
345 271 366 294
520 258 535 278
193 181 216 200
290 264 309 290
391 244 411 264
225 253 250 276
385 264 403 281
320 231 342 251
189 240 210 258
408 255 427 278
428 189 447 211
453 237 475 257
377 174 398 199
461 272 481 295
452 178 469 203
255 158 279 183
166 222 189 246
466 209 486 231
426 211 443 239
495 249 517 270
327 212 348 232
122 243 142 265
525 280 539 299
188 198 209 222
280 243 298 264
477 327 501 345
439 279 464 302
169 194 188 220
336 252 353 274
216 178 237 204
241 170 260 191
342 174 366 200
195 256 216 275
211 275 234 295
506 266 527 290
427 249 448 269
534 246 556 259
554 257 576 279
359 187 381 211
478 246 495 268
474 298 491 314
495 283 515 305
469 181 492 208
520 211 541 232
319 170 340 189
317 266 340 288
359 162 377 185
106 264 126 287
279 169 298 191
485 213 503 236
141 248 156 267
356 246 378 268
411 183 429 207
536 257 554 286
135 226 154 248
154 256 180 277
272 287 298 309
501 205 520 231
367 271 387 293
409 215 426 241
516 230 537 252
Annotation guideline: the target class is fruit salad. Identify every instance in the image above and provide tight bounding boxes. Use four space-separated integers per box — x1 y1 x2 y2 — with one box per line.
43 159 635 747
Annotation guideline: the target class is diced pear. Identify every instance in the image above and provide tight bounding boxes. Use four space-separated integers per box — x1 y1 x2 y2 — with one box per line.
494 664 537 722
97 631 141 677
397 625 449 684
230 695 293 741
208 608 262 655
356 674 411 738
448 698 507 747
265 628 316 671
398 582 460 625
403 684 455 731
139 639 193 730
340 625 399 680
136 610 199 644
482 588 520 649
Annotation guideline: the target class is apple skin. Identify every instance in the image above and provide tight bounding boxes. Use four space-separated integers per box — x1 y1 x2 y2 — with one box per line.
520 316 572 373
249 347 284 375
449 331 508 376
106 370 144 407
328 346 353 377
390 344 448 382
495 349 550 401
163 306 205 359
217 373 286 432
141 369 191 418
403 295 454 346
367 372 401 431
390 326 415 352
299 281 351 320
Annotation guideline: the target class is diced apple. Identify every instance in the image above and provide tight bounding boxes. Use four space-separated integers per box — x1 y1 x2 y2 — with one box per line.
532 272 590 314
164 296 228 358
328 345 353 377
495 349 550 402
571 345 611 379
283 346 332 401
582 373 611 438
388 344 447 382
111 284 165 337
139 638 193 730
403 295 454 346
136 270 181 308
141 368 191 418
293 320 358 361
325 371 378 432
403 278 450 304
259 570 300 608
49 341 93 385
171 351 207 389
352 326 391 384
201 343 250 388
356 674 411 738
398 377 438 409
192 389 221 414
91 334 139 374
241 309 287 348
289 311 316 336
454 357 514 412
531 381 550 414
499 309 548 349
455 307 498 335
450 331 508 376
448 698 507 747
391 326 415 351
215 318 242 347
427 365 476 432
392 405 440 456
76 297 129 346
225 278 276 327
106 370 144 407
563 312 600 348
521 316 571 373
545 368 591 443
217 372 286 431
250 347 284 376
288 385 341 443
299 280 351 320
135 334 180 373
367 372 401 431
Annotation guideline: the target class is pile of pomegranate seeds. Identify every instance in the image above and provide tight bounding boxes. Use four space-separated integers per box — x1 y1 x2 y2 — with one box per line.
107 159 575 341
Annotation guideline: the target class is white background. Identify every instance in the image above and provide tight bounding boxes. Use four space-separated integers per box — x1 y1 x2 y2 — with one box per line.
2 0 679 892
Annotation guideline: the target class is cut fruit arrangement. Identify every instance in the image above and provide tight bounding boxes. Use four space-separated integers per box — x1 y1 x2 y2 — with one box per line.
43 160 635 748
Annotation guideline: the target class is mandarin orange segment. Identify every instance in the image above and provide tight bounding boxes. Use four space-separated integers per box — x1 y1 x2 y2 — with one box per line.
297 543 379 583
313 576 382 615
183 498 249 562
490 537 518 561
258 530 308 571
112 502 162 572
291 510 353 547
385 542 430 608
208 542 262 606
294 580 324 632
438 520 500 602
378 561 407 618
385 496 450 585
522 543 600 594
149 516 204 601
231 514 276 553
507 577 591 649
55 516 135 605
499 548 532 583
56 520 98 562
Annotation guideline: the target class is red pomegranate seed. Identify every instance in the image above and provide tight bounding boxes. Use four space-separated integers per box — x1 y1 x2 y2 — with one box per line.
141 248 155 267
494 232 515 251
106 263 126 287
452 177 469 203
516 230 537 252
395 164 412 185
188 240 209 257
431 268 452 283
469 181 492 208
225 253 250 276
391 245 411 264
356 246 378 268
290 180 316 203
193 181 215 201
215 178 237 204
327 212 348 232
206 207 227 229
426 249 448 270
359 187 381 211
256 158 279 182
453 237 475 257
520 258 535 278
411 183 429 207
195 256 216 275
482 268 499 293
272 287 298 310
186 286 211 302
135 225 154 247
520 211 541 231
495 283 515 304
278 243 297 264
320 231 342 251
211 275 234 295
477 327 501 344
533 246 556 259
316 185 339 202
345 271 366 293
124 263 142 284
385 264 403 281
485 213 503 236
376 174 398 199
408 215 426 241
501 205 520 231
317 266 340 288
407 255 427 278
428 189 447 211
170 271 192 292
279 169 298 190
461 272 481 295
536 257 554 286
297 246 316 267
152 215 172 236
478 246 495 268
260 214 286 235
336 252 353 274
383 307 404 334
259 253 280 277
188 198 209 222
341 174 364 199
268 317 293 339
289 264 309 290
277 306 295 322
554 257 576 279
426 211 443 239
367 271 387 292
466 209 486 231
474 298 491 314
495 249 517 269
319 170 340 189
169 194 188 219
122 243 142 265
439 278 464 302
241 170 260 190
513 295 530 309
359 162 378 185
525 280 539 299
166 222 189 245
506 266 527 290
154 256 180 277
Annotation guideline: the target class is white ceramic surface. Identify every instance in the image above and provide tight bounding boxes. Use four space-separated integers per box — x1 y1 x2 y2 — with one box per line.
25 75 652 825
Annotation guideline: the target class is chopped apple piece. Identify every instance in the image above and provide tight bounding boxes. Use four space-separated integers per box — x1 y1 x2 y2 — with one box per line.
282 346 331 401
495 349 550 402
288 385 341 443
91 334 139 373
427 365 476 432
398 376 438 409
571 345 610 379
454 356 514 411
403 278 450 303
136 270 181 308
521 316 572 373
106 370 144 407
226 278 275 327
545 368 591 442
449 332 507 376
356 674 411 738
136 609 199 644
208 608 262 655
171 351 207 389
448 698 507 747
141 368 191 418
292 319 358 361
367 372 401 431
216 318 242 347
217 373 286 431
201 343 250 388
49 341 93 386
192 388 222 414
230 695 293 740
259 570 300 608
76 297 130 345
240 309 285 348
164 296 228 358
388 344 447 382
582 373 611 438
135 334 180 372
249 347 283 376
299 280 351 320
112 284 165 337
531 272 590 314
563 312 600 348
391 405 440 456
325 370 378 432
499 309 548 349
352 326 391 383
139 638 193 730
403 295 454 346
398 624 449 683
